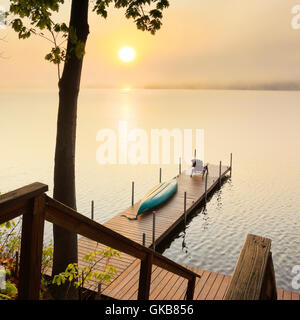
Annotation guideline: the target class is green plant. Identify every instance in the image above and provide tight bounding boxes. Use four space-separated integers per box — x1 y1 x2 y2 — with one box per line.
0 218 55 300
0 219 19 300
52 245 120 300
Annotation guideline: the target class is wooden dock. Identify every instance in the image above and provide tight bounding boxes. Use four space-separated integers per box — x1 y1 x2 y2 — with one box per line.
76 163 300 300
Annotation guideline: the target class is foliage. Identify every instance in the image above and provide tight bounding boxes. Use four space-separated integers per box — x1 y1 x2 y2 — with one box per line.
0 218 54 300
52 245 120 299
6 0 169 78
0 218 20 300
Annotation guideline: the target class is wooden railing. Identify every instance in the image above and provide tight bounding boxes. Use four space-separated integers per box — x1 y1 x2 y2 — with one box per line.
224 234 277 300
0 182 199 300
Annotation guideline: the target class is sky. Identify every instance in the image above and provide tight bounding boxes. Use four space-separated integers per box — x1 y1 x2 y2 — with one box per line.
1 0 300 89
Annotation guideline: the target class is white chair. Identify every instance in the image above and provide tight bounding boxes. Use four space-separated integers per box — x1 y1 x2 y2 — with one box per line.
191 159 204 176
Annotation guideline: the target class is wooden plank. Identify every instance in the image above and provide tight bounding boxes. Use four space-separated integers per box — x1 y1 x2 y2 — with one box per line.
206 273 225 300
214 275 230 300
198 272 218 300
172 278 189 300
164 276 185 300
277 288 284 300
0 182 48 210
150 268 174 300
103 260 140 297
291 291 300 300
154 273 180 300
0 200 32 225
194 270 211 299
18 194 46 300
283 289 292 300
224 234 272 300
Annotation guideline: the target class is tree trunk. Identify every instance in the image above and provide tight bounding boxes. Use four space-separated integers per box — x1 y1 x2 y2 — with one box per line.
51 0 89 300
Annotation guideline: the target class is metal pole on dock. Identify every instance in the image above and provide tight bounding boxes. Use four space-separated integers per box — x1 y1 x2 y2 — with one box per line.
219 161 222 188
91 200 94 220
184 191 187 224
179 157 181 175
230 153 232 177
152 211 156 251
205 171 208 203
142 233 146 246
159 168 162 183
131 181 134 206
96 283 102 300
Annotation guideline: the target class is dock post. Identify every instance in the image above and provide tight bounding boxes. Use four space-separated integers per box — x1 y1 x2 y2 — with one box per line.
152 211 156 251
131 181 134 206
184 192 187 224
143 233 146 246
230 153 232 177
96 283 102 300
91 200 94 220
205 171 208 203
219 161 222 188
159 168 162 183
179 157 181 175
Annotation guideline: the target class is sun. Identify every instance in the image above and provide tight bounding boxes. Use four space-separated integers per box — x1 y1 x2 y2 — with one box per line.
118 46 136 63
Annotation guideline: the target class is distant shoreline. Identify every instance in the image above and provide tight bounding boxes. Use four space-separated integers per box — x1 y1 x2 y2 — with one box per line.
1 86 300 92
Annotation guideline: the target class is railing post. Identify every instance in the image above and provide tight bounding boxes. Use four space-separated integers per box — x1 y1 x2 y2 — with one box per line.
219 161 222 187
18 194 45 300
91 200 94 220
184 191 187 224
205 171 208 203
186 275 196 300
152 211 156 251
159 168 162 183
179 157 181 175
131 181 134 206
142 233 146 246
230 153 232 177
138 253 153 300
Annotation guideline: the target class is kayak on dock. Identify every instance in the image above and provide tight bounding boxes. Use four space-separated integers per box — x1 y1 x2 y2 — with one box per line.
136 177 178 217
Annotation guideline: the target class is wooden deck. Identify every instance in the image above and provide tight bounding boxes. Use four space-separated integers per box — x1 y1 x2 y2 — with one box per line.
76 165 300 300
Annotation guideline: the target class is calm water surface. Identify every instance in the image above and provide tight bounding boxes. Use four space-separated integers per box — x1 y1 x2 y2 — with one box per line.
1 89 300 292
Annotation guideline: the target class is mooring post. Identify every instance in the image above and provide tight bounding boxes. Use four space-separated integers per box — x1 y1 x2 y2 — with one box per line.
184 191 187 224
131 181 134 206
219 161 222 188
96 283 102 300
152 211 156 251
143 233 146 246
91 200 94 220
230 153 232 177
205 171 208 203
159 168 162 183
179 157 181 175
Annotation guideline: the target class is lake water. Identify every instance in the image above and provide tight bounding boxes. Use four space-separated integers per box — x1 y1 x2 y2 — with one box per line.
1 88 300 292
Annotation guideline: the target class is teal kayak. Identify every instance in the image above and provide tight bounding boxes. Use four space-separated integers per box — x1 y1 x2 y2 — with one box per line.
137 177 178 217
